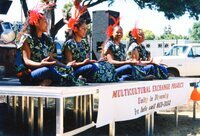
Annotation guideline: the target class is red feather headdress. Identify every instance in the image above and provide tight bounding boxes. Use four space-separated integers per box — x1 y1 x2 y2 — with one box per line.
68 6 87 31
130 22 139 40
28 9 44 25
106 15 120 37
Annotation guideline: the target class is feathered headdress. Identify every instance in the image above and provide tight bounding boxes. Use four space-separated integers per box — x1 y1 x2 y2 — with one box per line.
74 0 82 7
28 9 44 25
130 22 139 40
67 6 87 31
106 15 120 37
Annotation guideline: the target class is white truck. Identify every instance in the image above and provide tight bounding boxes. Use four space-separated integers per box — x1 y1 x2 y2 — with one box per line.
153 43 200 77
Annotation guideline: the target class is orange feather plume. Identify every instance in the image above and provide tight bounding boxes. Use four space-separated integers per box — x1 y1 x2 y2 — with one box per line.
28 10 44 25
67 5 87 31
106 15 120 37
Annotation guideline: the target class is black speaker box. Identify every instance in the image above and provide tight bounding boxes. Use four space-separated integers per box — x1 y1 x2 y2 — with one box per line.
0 0 13 14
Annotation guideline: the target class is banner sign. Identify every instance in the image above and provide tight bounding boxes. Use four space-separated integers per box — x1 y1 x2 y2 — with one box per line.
96 79 190 128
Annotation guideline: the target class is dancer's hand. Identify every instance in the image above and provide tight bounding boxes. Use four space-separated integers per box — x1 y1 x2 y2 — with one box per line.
89 59 97 63
83 58 91 64
83 58 97 64
67 60 76 66
98 56 107 62
41 56 56 66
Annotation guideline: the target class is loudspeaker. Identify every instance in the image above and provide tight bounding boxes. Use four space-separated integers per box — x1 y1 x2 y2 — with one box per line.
0 0 13 14
92 10 120 60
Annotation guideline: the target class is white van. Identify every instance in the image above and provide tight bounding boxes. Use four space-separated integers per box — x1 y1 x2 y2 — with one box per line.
153 43 200 77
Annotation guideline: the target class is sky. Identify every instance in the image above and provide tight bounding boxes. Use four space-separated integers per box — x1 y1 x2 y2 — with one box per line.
88 0 197 36
0 0 198 40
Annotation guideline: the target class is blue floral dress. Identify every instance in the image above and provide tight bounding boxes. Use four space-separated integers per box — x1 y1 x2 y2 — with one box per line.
16 33 85 86
127 43 150 61
104 40 147 80
127 43 169 79
62 39 118 83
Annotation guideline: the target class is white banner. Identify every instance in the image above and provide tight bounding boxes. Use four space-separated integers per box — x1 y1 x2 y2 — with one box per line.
96 79 190 128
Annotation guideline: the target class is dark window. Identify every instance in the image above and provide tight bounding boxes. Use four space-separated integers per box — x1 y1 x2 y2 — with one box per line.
0 1 13 14
188 48 193 57
146 44 150 48
96 41 103 52
165 44 169 48
191 46 200 57
158 43 162 48
171 43 175 46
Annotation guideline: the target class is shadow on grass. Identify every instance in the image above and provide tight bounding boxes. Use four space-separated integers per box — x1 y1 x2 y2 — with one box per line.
1 102 200 136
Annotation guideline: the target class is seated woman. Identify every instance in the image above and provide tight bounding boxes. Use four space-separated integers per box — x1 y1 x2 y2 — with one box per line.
103 25 153 81
126 27 168 79
16 9 85 86
62 17 118 83
63 0 91 42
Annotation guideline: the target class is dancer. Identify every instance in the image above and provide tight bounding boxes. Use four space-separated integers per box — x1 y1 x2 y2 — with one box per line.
16 9 85 86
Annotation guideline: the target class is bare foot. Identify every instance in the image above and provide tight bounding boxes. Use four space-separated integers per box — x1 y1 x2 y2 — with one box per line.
39 79 52 86
144 75 155 80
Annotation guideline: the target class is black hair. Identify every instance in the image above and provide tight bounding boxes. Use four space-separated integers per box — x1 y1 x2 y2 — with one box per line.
65 18 87 42
74 18 87 28
127 30 137 49
79 10 91 24
17 12 51 48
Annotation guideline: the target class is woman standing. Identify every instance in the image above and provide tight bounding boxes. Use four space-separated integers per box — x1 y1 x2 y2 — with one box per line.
63 0 91 41
16 9 85 86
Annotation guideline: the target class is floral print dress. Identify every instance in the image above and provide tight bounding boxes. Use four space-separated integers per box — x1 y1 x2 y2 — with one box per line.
104 40 147 80
63 39 118 83
16 33 85 86
127 43 169 79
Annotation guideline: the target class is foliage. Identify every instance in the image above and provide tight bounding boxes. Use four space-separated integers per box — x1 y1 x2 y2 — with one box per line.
164 25 172 35
63 2 73 11
122 31 130 40
63 2 73 19
159 33 188 40
190 21 200 40
144 29 155 40
132 0 200 20
157 24 189 40
81 0 200 20
82 0 114 7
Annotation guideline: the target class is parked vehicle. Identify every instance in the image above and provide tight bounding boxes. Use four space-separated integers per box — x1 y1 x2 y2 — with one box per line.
153 43 200 77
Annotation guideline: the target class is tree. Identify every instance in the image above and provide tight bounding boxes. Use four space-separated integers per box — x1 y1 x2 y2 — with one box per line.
159 24 189 40
164 25 172 35
133 0 200 20
20 0 200 38
159 33 188 40
63 2 73 19
159 34 178 40
190 21 200 40
105 0 200 20
144 30 155 40
20 0 28 18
